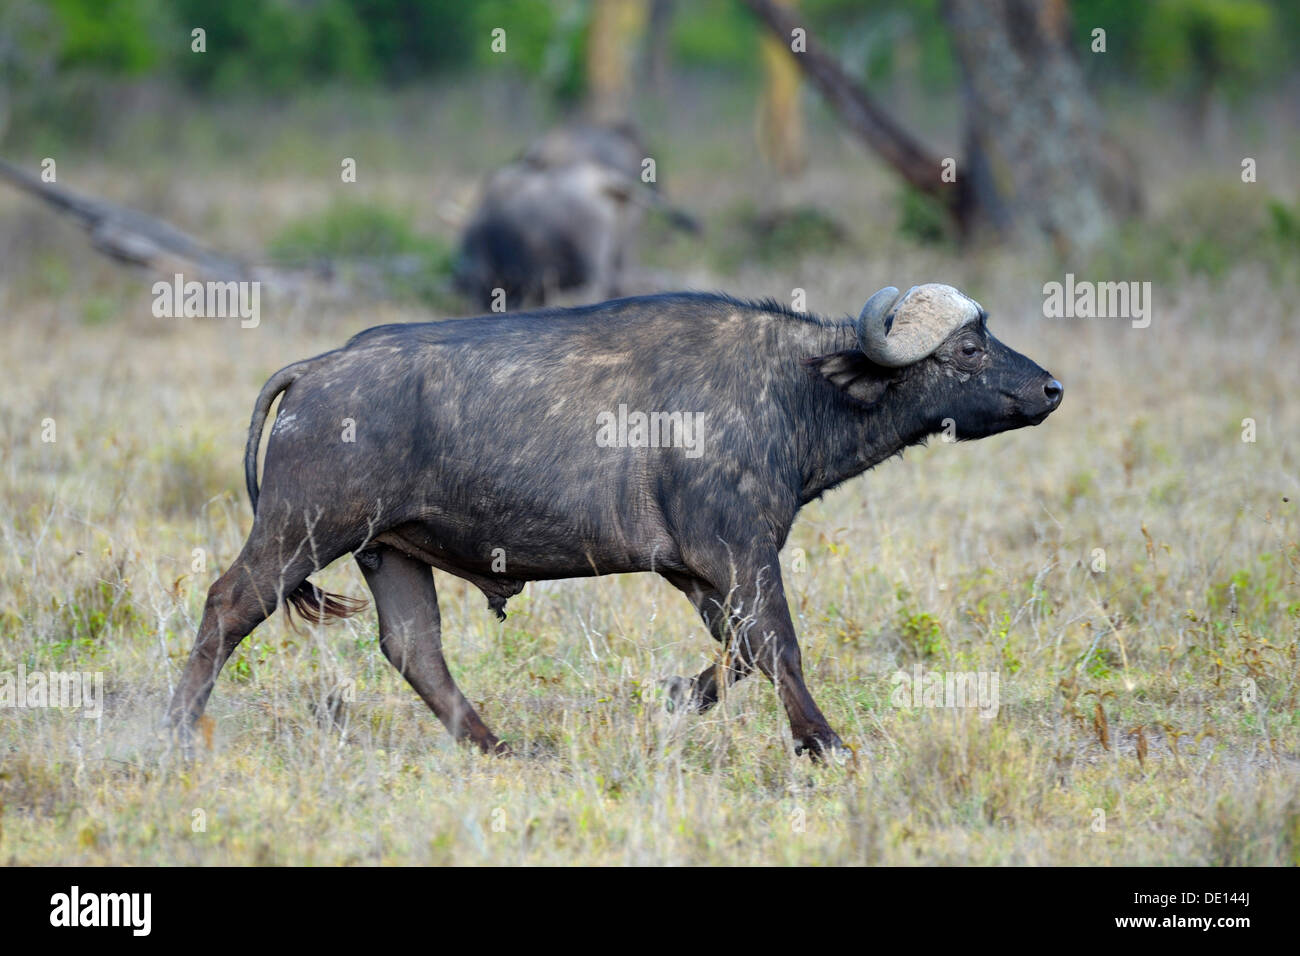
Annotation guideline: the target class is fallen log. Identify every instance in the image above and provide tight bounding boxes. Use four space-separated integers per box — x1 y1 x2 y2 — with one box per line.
0 157 251 280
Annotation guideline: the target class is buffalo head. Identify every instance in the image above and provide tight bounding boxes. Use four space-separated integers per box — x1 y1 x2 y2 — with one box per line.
849 283 1063 439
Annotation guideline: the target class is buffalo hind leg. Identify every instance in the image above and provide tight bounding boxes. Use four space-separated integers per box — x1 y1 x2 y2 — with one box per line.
166 546 317 740
357 546 504 754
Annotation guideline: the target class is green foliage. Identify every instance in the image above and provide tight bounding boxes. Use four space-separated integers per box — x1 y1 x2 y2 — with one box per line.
671 0 758 72
53 556 143 655
896 184 952 246
545 13 590 107
79 295 116 326
723 202 850 269
1207 554 1300 630
269 202 428 261
1085 187 1300 286
1084 647 1118 681
13 0 1300 102
34 0 479 93
48 0 164 74
1000 640 1022 676
468 0 588 106
1136 0 1275 97
1072 0 1153 67
29 253 72 297
1267 199 1300 246
470 0 567 74
352 0 476 80
895 587 947 659
269 202 454 307
172 0 376 91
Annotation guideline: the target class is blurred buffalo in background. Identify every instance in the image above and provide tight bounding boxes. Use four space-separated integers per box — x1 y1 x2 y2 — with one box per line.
454 120 698 310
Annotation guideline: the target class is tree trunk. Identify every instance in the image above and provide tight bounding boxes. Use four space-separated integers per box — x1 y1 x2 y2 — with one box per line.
642 0 674 95
740 0 961 217
742 0 1140 254
756 0 807 178
941 0 1131 253
587 0 649 121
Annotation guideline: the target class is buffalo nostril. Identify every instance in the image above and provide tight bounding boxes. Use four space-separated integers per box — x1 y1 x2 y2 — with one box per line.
1043 379 1063 404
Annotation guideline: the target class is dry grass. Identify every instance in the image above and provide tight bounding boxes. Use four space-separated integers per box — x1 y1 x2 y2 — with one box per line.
1 82 1298 865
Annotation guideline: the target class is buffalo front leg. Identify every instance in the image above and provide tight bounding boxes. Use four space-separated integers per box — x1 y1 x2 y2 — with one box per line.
672 559 847 760
356 546 504 754
660 572 754 713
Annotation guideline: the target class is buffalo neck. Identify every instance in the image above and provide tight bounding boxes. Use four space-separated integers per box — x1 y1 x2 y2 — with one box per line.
762 315 936 506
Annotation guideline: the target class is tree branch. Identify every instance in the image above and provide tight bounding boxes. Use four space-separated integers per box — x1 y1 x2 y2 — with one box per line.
740 0 958 212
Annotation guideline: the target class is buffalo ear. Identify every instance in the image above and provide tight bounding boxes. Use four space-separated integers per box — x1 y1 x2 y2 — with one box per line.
807 350 898 406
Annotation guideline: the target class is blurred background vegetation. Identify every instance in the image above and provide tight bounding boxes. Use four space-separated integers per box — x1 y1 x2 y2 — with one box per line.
3 0 1295 144
0 0 1296 301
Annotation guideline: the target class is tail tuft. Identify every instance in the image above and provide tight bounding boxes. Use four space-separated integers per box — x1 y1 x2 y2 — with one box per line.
285 580 368 628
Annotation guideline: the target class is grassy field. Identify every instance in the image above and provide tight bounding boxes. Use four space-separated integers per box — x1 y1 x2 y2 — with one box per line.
1 80 1298 865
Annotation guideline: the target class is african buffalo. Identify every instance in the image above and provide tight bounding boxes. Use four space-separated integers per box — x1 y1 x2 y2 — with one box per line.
166 284 1062 758
454 121 697 310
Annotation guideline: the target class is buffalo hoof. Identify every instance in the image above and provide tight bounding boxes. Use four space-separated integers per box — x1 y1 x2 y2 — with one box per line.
479 736 513 757
794 730 855 765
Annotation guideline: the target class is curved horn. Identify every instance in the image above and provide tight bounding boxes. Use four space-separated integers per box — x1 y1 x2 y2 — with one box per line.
856 283 982 367
855 286 902 364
